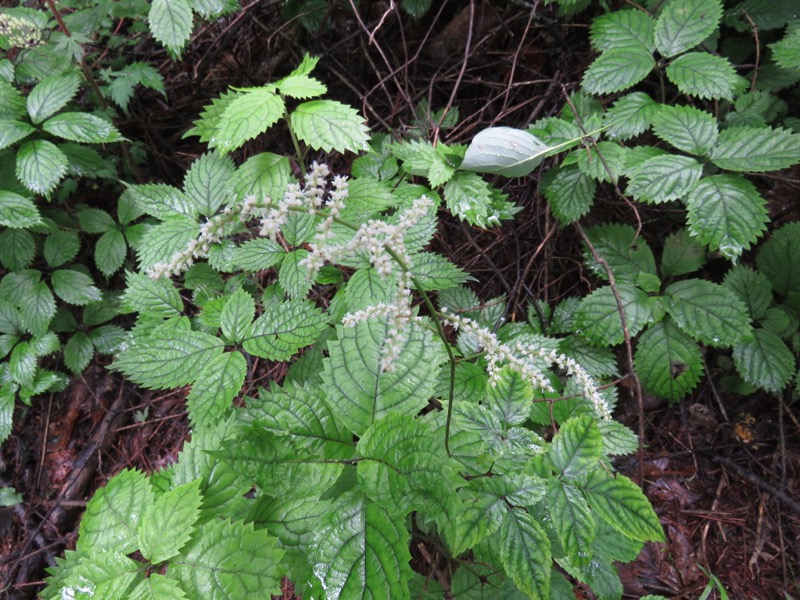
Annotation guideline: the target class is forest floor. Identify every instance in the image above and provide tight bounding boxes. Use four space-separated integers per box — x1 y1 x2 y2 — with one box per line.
1 1 799 598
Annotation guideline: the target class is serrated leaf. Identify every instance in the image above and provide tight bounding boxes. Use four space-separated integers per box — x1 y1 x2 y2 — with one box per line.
598 420 639 455
710 126 800 172
410 252 472 291
25 281 56 337
577 284 654 346
583 223 658 283
723 265 773 320
590 9 656 52
77 469 154 553
311 489 413 600
220 288 254 342
575 141 626 183
135 217 199 270
44 230 80 268
148 0 193 56
0 190 41 228
290 99 370 153
169 519 284 598
666 52 742 100
42 112 123 143
51 269 102 305
323 319 445 436
685 174 768 259
243 299 327 361
184 90 240 143
122 271 183 318
626 154 703 203
77 207 115 233
57 551 139 600
0 229 36 269
0 80 27 120
276 73 327 99
186 350 246 428
95 229 127 277
278 249 313 299
651 104 718 155
499 508 551 599
0 119 34 151
182 151 236 215
654 0 723 57
91 325 128 355
8 341 36 385
392 139 454 187
550 415 603 479
660 228 706 277
756 222 800 296
460 127 551 177
125 183 195 219
231 237 285 271
604 92 657 140
26 72 81 124
635 318 703 401
139 478 202 563
128 574 187 600
540 163 596 224
665 279 752 346
234 152 291 202
16 139 68 195
546 479 595 566
64 331 93 373
113 328 225 389
442 171 494 226
733 328 795 392
583 47 655 95
486 367 534 426
583 471 664 542
770 25 800 70
211 88 284 154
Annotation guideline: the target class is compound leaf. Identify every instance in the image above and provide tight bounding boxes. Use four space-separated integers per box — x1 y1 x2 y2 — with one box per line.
660 228 706 277
582 223 658 283
722 265 773 320
64 331 93 374
0 119 34 151
0 191 41 228
540 163 596 224
95 229 127 277
590 9 656 52
604 92 657 140
634 317 703 401
26 72 81 124
442 170 495 227
51 269 102 305
234 152 292 202
57 551 139 600
220 288 254 342
626 154 703 203
42 112 123 143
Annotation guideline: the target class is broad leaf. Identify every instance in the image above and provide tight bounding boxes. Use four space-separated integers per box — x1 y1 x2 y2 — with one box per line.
576 284 654 346
44 230 80 268
128 574 187 600
460 127 550 177
77 469 154 554
0 229 36 269
135 217 199 269
26 72 81 124
654 0 723 57
660 228 706 277
770 25 800 70
0 119 35 151
582 223 658 283
685 174 768 259
51 269 102 305
540 163 596 224
290 99 370 153
722 265 773 320
95 230 127 277
213 88 284 154
182 151 236 215
311 489 413 600
442 171 495 227
666 52 742 100
756 222 800 296
57 551 139 600
64 332 93 374
185 350 246 428
549 415 603 480
575 141 626 183
125 183 195 219
232 238 285 272
148 0 193 56
499 508 551 600
138 479 202 563
234 152 291 202
583 471 665 542
626 154 702 203
710 126 800 172
583 47 655 95
242 299 328 361
16 139 68 195
0 191 41 228
590 9 655 52
604 92 657 140
42 112 123 143
733 328 795 392
651 104 718 155
122 271 183 318
634 318 703 401
546 479 595 565
665 279 752 346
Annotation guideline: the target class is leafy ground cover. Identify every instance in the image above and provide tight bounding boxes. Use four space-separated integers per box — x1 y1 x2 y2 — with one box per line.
1 1 799 598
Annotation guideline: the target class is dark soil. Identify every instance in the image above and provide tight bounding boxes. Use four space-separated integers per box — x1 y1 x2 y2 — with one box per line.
1 1 799 598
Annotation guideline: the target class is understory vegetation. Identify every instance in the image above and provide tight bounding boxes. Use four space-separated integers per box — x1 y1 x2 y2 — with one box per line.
1 0 799 598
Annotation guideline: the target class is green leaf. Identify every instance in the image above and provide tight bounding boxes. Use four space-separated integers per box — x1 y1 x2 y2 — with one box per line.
231 237 285 271
598 420 640 456
95 229 127 277
278 249 313 299
583 47 655 95
654 0 723 57
135 217 199 269
660 228 706 277
499 509 551 600
139 478 202 563
0 190 41 228
169 519 284 598
549 415 603 479
122 271 183 318
583 471 665 542
183 151 236 216
234 152 292 203
410 252 472 291
651 104 718 155
770 25 800 70
723 265 773 320
220 288 254 342
756 222 800 296
8 341 36 386
635 318 704 401
77 469 154 553
51 269 102 305
604 92 658 140
577 284 654 346
57 551 139 600
26 72 81 124
90 325 128 355
392 139 454 187
213 88 284 154
276 68 327 100
25 281 57 337
460 127 550 177
710 126 800 172
42 112 123 143
685 174 768 259
16 139 68 195
575 141 626 183
184 90 240 143
626 154 703 203
290 99 370 153
128 574 187 600
582 223 658 283
546 479 595 565
0 119 35 150
733 328 795 392
540 163 596 224
590 9 656 52
77 207 115 233
487 367 534 426
186 350 246 428
44 229 80 267
125 183 195 219
665 279 752 346
64 331 93 373
113 328 225 389
0 79 27 120
0 229 36 269
243 299 327 361
148 0 193 57
442 171 495 227
666 52 743 100
311 489 413 600
323 319 445 435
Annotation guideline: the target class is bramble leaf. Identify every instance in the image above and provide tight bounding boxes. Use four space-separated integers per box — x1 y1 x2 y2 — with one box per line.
660 228 706 277
733 328 795 393
16 139 68 195
42 113 123 143
0 119 35 151
26 72 81 124
651 104 718 155
138 479 202 563
665 279 752 346
148 0 193 57
756 222 800 296
635 318 704 401
577 284 654 346
51 270 102 305
654 0 723 57
666 52 743 100
590 9 655 52
626 154 703 203
583 471 665 542
604 92 657 140
0 191 41 228
710 126 800 172
541 163 596 224
290 99 370 153
583 47 655 95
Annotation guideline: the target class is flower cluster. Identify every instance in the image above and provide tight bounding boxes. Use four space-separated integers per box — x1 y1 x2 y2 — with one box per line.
0 14 42 48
